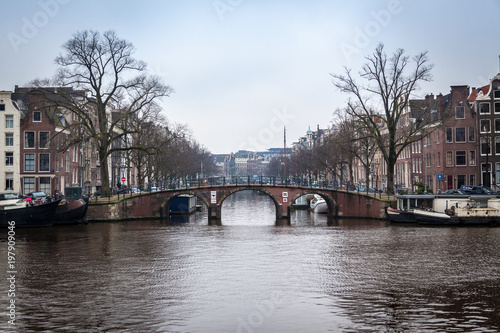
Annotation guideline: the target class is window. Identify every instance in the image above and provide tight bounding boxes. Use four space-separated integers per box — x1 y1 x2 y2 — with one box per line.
65 154 69 172
40 177 51 194
457 175 466 188
426 152 431 167
436 131 440 144
23 177 35 194
39 131 50 148
480 103 490 114
456 151 466 166
58 113 66 126
495 102 500 113
437 152 440 167
469 151 476 166
39 153 50 172
456 127 466 142
5 115 13 128
0 104 5 111
496 119 500 132
5 152 13 166
480 120 491 133
446 151 453 166
5 173 13 191
481 137 491 156
455 106 465 119
497 137 500 155
5 133 13 146
25 153 35 171
33 111 41 122
469 127 475 142
470 175 476 186
497 164 500 186
25 131 35 148
446 128 453 142
495 90 500 99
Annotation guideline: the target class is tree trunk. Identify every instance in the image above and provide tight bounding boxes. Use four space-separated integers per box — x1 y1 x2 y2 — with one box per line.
386 154 396 195
98 146 111 197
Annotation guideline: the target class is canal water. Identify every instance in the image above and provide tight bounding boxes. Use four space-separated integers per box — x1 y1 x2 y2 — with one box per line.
1 190 500 332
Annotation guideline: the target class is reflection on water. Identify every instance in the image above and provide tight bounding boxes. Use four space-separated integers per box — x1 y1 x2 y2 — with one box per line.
0 190 499 332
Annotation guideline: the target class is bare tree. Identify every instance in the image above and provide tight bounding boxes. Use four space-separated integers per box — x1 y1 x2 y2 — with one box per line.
331 43 433 194
333 110 378 188
33 30 173 196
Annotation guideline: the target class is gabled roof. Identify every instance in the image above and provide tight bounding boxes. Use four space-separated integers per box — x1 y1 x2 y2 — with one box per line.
468 85 489 102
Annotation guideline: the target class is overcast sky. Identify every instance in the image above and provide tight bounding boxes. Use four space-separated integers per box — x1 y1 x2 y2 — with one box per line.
1 0 499 154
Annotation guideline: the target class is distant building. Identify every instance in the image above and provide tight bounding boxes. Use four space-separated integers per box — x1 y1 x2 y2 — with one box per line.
0 91 22 194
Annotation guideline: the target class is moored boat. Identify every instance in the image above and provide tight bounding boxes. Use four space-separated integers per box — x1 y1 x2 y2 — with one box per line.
388 194 500 226
54 198 89 224
310 195 328 213
385 207 416 223
0 199 62 227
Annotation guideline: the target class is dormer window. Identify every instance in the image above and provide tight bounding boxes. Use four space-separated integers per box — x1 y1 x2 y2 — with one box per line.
33 111 41 122
455 106 465 119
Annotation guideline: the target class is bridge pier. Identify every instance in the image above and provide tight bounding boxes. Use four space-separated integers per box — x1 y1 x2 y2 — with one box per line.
208 205 221 225
275 218 291 226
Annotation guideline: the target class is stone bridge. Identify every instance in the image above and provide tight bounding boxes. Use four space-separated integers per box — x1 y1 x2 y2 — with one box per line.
87 185 390 224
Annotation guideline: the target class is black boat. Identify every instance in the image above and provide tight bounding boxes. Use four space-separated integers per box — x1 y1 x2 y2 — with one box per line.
54 198 89 224
0 199 62 227
385 207 416 223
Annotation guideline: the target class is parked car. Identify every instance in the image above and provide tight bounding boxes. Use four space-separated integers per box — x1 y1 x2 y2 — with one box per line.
26 191 48 199
459 185 495 195
442 189 464 195
0 193 19 200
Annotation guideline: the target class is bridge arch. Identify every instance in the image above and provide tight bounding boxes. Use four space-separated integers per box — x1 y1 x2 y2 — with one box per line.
159 190 210 220
289 189 338 217
218 187 282 219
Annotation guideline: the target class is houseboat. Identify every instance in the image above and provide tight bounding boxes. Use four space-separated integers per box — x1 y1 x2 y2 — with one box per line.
388 194 500 226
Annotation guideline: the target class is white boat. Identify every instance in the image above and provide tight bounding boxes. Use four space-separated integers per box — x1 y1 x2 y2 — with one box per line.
310 195 328 213
0 199 23 208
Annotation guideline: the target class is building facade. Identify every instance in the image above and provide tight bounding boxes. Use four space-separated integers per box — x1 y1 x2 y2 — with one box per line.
469 73 500 190
0 91 22 194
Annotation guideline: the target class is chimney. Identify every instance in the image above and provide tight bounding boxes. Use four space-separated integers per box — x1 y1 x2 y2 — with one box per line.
437 93 444 111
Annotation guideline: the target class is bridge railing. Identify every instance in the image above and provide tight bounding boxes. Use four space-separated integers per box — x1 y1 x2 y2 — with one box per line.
89 176 391 202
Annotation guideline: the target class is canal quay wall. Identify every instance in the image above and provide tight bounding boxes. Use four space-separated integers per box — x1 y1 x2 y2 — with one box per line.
86 188 392 222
